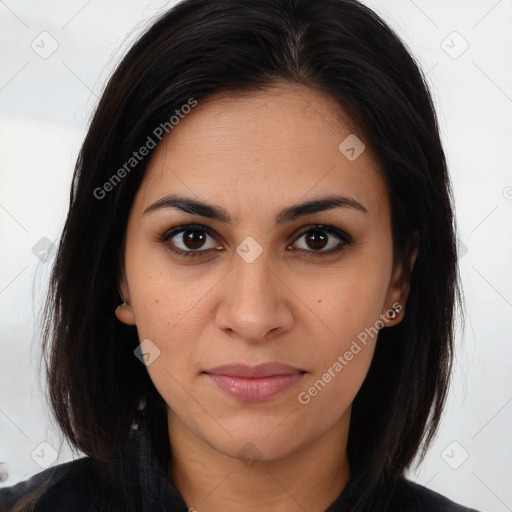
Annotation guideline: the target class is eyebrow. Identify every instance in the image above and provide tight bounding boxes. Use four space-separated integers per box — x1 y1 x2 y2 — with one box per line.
143 193 368 224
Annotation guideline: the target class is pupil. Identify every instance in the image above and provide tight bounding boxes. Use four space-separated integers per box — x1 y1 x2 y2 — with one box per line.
307 231 327 250
184 230 205 250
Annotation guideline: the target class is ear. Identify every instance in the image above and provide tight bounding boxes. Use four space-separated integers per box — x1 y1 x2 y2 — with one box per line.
115 272 136 326
383 231 419 326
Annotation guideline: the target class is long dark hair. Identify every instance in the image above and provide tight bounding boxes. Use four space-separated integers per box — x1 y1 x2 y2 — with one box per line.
41 0 461 509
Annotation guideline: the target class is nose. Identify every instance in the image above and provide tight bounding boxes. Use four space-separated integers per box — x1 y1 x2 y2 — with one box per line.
214 251 294 343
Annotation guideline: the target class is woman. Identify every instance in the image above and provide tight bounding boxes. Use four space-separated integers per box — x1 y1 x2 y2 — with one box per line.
0 0 479 510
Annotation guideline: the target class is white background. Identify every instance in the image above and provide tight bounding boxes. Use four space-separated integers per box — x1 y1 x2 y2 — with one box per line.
0 1 511 511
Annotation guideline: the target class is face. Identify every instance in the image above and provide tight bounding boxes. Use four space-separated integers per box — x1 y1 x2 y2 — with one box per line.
116 83 416 462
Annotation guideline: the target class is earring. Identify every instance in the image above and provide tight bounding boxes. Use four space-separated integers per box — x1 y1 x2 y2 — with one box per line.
115 302 127 314
388 305 400 319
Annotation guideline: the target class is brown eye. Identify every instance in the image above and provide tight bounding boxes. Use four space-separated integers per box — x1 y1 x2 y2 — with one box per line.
303 230 329 251
158 224 222 259
291 226 352 256
180 229 208 250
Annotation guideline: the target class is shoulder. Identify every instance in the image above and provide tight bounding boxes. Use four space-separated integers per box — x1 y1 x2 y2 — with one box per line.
389 476 480 512
0 457 106 512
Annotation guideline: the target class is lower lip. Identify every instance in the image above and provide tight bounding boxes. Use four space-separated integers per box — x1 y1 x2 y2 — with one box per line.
205 373 305 401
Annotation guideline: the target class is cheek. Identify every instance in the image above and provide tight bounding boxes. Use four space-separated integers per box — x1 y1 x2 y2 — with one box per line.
297 261 388 401
128 265 207 413
303 259 390 344
295 275 385 414
296 343 375 432
125 240 211 336
125 250 225 395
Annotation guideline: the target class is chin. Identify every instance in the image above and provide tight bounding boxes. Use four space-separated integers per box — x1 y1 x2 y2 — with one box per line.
203 421 311 464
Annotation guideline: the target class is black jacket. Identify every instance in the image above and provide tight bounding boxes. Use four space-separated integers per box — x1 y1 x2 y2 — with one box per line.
0 411 480 512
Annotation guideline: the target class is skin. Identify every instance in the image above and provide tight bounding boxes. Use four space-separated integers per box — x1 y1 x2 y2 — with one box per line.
116 82 418 512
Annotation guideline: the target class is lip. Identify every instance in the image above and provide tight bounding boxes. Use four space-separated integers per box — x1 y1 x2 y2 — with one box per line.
205 373 305 401
203 362 306 401
204 362 305 378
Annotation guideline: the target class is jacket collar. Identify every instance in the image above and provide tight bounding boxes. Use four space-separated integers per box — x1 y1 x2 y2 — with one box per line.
113 408 189 512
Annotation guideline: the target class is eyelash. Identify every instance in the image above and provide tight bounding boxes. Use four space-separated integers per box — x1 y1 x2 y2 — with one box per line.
156 223 354 259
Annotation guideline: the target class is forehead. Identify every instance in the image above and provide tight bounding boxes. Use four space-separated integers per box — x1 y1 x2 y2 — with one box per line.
134 83 389 220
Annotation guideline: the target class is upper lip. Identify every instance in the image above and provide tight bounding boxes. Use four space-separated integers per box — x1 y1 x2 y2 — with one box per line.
203 362 305 378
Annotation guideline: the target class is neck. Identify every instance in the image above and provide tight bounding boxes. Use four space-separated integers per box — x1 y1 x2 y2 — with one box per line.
167 408 351 512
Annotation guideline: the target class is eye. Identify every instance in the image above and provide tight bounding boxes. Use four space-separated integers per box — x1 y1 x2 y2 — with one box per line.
289 225 353 256
157 224 353 259
158 224 222 258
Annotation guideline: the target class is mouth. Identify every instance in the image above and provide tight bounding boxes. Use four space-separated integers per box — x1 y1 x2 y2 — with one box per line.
202 362 306 401
203 362 305 378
